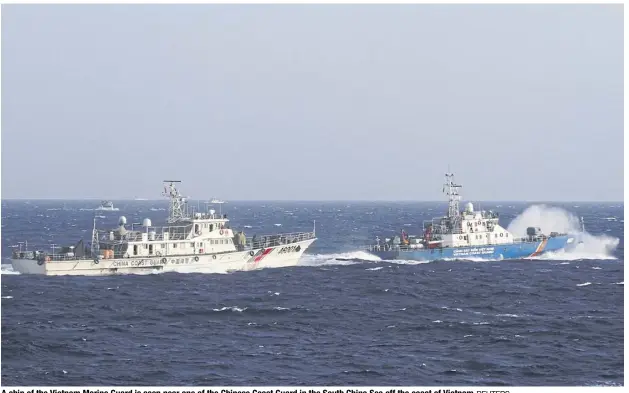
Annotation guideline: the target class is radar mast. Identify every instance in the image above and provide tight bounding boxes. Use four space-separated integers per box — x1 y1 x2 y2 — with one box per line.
90 216 100 261
163 180 189 223
443 171 462 218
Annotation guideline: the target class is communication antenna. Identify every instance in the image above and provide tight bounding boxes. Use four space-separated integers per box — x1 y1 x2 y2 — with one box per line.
90 216 100 260
443 170 462 218
162 180 190 223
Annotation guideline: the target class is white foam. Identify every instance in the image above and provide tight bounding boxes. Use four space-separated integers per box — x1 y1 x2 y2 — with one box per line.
299 251 381 267
212 306 247 312
1 296 13 299
508 204 619 260
0 264 19 275
577 282 592 287
300 250 494 267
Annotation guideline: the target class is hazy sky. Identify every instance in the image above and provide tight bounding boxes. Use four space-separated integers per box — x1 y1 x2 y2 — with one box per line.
1 4 623 201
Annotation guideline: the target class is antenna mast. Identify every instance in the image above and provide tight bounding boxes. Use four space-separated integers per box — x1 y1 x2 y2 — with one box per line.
90 216 100 260
443 171 462 218
163 180 189 223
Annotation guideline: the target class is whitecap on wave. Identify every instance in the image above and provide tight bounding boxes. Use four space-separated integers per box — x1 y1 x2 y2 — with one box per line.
0 264 19 275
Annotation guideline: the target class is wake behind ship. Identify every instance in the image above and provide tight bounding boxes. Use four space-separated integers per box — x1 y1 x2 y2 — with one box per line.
367 172 579 262
10 181 317 275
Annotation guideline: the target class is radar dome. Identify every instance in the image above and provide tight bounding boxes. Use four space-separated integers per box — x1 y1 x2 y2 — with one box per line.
118 216 127 225
465 202 474 213
209 209 216 215
142 218 152 227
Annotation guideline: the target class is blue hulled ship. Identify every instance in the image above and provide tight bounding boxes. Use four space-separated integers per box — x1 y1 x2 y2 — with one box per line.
367 172 579 262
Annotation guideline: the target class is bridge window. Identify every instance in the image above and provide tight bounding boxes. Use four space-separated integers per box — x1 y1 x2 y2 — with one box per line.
133 245 138 255
173 243 178 248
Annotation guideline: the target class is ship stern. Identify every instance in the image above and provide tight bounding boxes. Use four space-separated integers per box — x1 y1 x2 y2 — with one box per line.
10 258 47 275
537 234 577 256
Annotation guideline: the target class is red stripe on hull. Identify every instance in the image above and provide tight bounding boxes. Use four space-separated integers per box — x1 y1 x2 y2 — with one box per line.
529 238 548 257
254 248 273 263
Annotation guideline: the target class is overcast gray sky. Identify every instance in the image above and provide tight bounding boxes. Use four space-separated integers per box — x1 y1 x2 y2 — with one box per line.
1 4 623 201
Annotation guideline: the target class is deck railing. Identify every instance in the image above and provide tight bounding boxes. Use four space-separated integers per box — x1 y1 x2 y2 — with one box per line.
246 231 316 250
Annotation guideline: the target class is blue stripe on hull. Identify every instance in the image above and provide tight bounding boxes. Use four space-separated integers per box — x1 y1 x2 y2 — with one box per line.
370 235 573 261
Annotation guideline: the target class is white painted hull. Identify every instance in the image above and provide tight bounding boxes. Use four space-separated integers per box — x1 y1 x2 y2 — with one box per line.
11 238 316 276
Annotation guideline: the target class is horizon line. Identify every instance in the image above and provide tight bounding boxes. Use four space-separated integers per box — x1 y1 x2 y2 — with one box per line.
0 198 624 204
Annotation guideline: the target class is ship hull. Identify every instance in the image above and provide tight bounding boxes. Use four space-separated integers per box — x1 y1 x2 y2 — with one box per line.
11 238 316 276
369 235 575 261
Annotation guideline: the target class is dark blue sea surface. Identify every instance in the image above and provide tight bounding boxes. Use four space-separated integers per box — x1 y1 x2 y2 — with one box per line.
1 200 624 386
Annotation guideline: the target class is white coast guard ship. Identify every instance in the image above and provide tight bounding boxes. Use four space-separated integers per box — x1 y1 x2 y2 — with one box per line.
95 200 119 211
10 181 317 276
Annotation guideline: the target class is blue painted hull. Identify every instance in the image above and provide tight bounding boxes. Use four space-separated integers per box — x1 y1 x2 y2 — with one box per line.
370 235 575 261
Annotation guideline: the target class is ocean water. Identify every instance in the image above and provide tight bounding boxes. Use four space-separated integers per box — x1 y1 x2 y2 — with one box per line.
0 200 624 386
